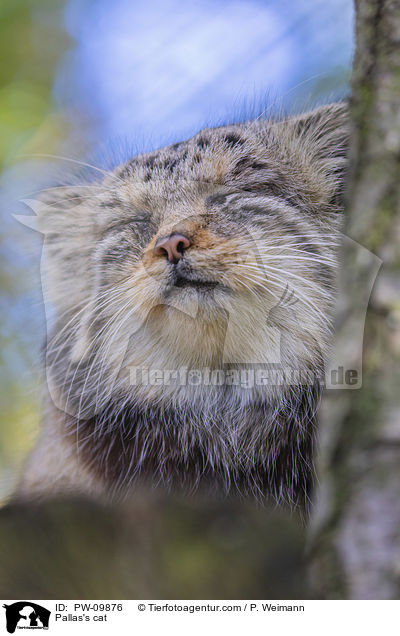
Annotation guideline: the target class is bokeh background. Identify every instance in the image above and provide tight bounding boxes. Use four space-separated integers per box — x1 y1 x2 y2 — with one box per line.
0 0 354 503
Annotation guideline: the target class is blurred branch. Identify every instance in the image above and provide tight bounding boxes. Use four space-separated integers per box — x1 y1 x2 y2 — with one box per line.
0 497 307 599
309 0 400 599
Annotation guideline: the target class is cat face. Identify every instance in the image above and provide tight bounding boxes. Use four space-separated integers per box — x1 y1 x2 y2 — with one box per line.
38 103 348 418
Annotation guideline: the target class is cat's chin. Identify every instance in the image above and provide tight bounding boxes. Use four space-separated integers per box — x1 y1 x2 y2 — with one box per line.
155 288 231 324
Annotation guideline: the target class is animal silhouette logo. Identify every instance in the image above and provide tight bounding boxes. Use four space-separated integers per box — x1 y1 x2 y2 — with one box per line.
2 602 50 633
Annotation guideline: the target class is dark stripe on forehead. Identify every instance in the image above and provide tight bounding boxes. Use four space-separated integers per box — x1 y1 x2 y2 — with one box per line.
196 136 211 149
144 156 156 169
231 157 269 176
161 157 180 172
118 159 138 179
222 133 246 148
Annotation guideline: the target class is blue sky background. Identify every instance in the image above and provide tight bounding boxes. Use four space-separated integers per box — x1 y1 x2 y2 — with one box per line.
57 0 354 156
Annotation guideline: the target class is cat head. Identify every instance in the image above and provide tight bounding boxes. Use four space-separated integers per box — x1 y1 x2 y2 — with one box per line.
34 102 349 417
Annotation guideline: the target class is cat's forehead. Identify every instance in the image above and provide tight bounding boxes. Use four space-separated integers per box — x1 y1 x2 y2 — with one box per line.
113 123 273 191
101 122 287 215
94 105 347 222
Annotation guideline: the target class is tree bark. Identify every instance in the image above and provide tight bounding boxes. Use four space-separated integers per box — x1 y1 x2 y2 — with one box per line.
309 0 400 599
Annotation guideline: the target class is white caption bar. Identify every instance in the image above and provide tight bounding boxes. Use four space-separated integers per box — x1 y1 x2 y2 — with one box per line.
1 600 398 636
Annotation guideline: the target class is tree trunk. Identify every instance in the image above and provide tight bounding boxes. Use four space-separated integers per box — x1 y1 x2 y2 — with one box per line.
309 0 400 599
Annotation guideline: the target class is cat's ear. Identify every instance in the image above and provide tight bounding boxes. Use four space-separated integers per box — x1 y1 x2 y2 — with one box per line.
289 102 349 159
288 102 350 206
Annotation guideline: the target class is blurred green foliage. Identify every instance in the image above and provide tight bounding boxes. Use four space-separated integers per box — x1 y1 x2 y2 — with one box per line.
0 0 70 166
0 497 308 599
0 0 70 502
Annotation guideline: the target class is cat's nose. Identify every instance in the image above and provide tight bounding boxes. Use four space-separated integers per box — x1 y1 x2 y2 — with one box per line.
154 233 191 263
